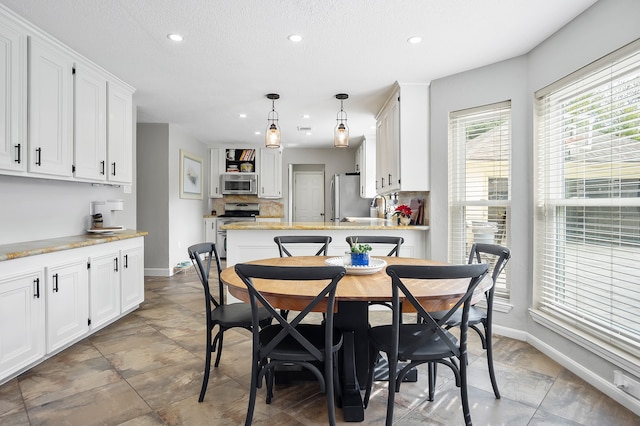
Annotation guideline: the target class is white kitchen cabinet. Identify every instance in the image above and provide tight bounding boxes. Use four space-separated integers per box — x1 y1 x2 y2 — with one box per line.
0 267 45 382
106 80 134 184
120 244 144 313
204 217 217 242
375 82 429 193
356 136 376 198
89 251 120 330
258 148 282 199
45 258 89 353
28 35 74 178
0 14 27 173
209 148 224 198
74 62 107 181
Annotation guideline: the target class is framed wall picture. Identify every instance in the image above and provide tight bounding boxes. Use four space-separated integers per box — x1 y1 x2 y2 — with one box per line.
180 149 203 199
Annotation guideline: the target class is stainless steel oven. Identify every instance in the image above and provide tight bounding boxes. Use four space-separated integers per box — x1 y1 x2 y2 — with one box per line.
216 203 259 258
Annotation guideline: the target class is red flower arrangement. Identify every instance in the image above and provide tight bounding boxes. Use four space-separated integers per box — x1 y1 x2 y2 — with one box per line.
393 204 412 217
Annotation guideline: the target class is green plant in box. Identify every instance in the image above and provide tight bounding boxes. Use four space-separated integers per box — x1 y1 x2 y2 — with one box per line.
349 238 372 266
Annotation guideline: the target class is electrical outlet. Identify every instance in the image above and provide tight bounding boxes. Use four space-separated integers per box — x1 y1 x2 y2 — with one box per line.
614 370 640 400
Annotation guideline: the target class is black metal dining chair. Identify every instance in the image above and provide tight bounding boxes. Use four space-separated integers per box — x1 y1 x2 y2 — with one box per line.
235 263 346 426
188 242 272 402
274 235 332 257
364 263 489 426
429 243 511 399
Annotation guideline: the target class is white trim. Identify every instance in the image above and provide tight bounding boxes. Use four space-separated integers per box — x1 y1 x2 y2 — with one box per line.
144 267 173 277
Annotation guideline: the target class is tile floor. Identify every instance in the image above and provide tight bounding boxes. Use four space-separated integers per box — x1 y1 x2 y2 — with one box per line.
1 270 638 425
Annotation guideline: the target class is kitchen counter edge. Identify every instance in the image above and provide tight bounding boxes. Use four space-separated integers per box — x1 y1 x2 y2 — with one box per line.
0 230 149 262
220 222 429 231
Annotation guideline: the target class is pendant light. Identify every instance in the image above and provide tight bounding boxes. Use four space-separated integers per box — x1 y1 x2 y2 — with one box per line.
334 93 349 148
265 93 281 148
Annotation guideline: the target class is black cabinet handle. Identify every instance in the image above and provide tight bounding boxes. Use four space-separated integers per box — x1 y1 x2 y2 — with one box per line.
100 160 105 175
36 148 42 166
114 257 119 272
112 162 116 176
15 143 21 163
34 278 40 298
388 174 392 185
124 254 129 269
53 273 58 292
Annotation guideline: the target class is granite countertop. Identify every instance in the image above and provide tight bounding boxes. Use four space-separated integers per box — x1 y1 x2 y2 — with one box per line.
220 221 429 231
0 230 148 261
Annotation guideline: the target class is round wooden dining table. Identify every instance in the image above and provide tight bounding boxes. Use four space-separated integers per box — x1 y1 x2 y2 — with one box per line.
220 256 492 422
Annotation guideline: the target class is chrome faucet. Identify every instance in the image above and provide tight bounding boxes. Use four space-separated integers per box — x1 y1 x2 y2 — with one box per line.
373 194 388 218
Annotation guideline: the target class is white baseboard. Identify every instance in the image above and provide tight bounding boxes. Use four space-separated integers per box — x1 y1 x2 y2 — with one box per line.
144 267 172 277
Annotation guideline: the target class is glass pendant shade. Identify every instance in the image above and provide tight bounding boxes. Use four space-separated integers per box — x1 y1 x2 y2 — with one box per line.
334 93 349 148
265 93 281 148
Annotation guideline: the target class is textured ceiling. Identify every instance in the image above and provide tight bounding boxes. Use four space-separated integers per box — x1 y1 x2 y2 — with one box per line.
0 0 598 148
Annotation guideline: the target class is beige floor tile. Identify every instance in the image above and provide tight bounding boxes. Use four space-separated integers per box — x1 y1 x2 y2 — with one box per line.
104 339 200 378
26 380 150 425
0 379 26 417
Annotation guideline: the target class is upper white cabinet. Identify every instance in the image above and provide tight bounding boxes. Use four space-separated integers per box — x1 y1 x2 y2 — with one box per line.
0 7 135 184
209 148 224 198
258 148 282 199
0 14 27 173
74 62 107 181
28 36 74 178
356 136 376 198
375 82 429 194
106 81 134 184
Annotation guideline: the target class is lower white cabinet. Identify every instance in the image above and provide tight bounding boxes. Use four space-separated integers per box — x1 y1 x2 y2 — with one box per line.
89 251 120 331
0 268 45 381
0 236 144 384
45 258 89 353
204 217 217 243
121 245 144 312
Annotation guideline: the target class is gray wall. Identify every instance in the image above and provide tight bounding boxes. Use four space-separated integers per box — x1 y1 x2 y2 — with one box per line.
429 0 640 412
137 123 209 275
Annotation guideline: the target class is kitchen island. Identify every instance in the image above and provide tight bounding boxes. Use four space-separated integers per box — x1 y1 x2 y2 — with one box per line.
222 220 429 266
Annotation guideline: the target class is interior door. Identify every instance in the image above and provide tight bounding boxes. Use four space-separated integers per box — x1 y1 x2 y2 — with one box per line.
293 171 324 222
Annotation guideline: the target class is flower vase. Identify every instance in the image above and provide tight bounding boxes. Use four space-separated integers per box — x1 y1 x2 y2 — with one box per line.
351 253 369 266
399 215 411 226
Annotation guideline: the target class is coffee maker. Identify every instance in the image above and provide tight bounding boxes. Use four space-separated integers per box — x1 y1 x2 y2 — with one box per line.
90 200 124 228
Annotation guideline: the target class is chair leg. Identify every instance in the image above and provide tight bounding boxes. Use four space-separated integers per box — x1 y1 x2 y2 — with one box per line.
484 320 501 399
266 367 274 404
326 352 337 426
385 352 397 426
363 345 379 408
213 330 224 367
245 356 260 426
459 354 472 426
427 362 436 401
198 326 213 402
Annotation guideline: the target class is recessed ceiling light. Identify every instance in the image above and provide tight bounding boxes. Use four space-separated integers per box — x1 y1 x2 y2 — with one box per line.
167 33 184 42
254 131 261 135
302 114 310 119
407 36 422 44
288 34 303 42
306 132 312 136
239 113 247 118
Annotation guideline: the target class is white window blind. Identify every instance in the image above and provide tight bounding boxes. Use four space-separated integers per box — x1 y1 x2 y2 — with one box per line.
449 101 511 297
535 39 640 355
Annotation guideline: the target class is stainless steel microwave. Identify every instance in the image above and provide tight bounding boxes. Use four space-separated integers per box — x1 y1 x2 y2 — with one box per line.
221 173 258 195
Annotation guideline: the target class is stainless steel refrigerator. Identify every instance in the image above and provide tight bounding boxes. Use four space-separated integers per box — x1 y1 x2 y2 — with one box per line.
330 173 371 222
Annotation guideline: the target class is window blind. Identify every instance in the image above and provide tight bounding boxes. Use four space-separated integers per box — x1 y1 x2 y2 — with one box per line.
535 39 640 355
448 101 511 296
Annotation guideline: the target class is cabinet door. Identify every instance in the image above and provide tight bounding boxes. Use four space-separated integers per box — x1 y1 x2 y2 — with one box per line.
258 148 282 198
0 17 27 173
74 62 107 181
386 97 401 192
45 259 89 353
204 218 217 242
28 36 74 177
89 252 120 330
376 111 387 192
209 148 224 198
0 269 45 379
107 81 133 184
121 245 144 312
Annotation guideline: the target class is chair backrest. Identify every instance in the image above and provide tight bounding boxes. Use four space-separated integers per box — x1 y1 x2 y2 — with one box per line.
274 235 332 257
386 263 489 357
235 264 346 360
346 236 404 257
188 242 224 308
467 243 511 300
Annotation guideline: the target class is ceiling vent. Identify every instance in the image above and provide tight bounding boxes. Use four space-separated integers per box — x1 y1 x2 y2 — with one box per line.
297 126 312 132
